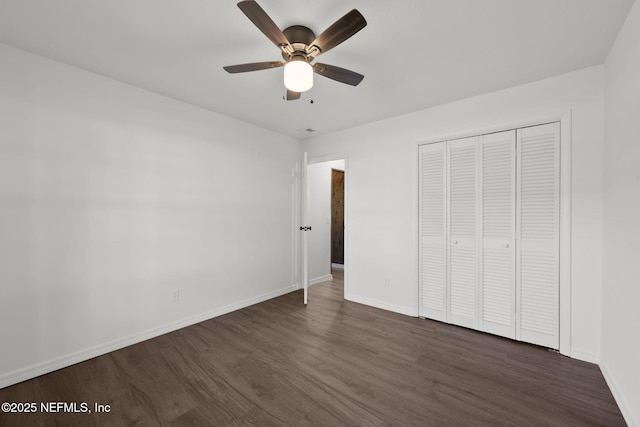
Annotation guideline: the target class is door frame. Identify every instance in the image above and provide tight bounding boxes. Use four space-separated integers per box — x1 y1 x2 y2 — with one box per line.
305 153 349 301
417 110 572 357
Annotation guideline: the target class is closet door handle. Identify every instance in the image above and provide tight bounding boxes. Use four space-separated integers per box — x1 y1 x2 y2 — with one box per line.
503 243 510 248
452 240 458 245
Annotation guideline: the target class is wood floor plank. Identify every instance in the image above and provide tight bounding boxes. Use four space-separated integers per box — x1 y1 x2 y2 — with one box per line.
0 270 626 426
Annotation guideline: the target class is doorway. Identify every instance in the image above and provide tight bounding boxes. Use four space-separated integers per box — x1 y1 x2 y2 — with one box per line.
304 156 347 301
331 169 345 267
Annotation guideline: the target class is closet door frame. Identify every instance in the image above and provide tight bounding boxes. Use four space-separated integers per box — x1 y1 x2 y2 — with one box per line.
417 111 572 356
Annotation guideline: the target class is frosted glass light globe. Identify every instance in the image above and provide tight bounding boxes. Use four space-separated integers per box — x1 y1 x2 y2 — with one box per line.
284 60 313 92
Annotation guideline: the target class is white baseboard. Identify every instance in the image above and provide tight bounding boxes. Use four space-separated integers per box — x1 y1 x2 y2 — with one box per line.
346 294 418 317
569 349 599 364
0 284 298 390
600 361 638 427
331 263 344 270
309 274 333 286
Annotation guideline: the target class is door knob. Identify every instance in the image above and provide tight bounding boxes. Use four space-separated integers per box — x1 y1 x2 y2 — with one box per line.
503 243 510 248
452 240 458 245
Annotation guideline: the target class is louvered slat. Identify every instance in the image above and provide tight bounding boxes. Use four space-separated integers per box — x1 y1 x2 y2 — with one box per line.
450 246 476 318
421 148 445 237
520 251 557 334
520 132 557 239
449 144 476 237
483 138 513 239
449 142 476 237
483 249 512 326
422 242 445 311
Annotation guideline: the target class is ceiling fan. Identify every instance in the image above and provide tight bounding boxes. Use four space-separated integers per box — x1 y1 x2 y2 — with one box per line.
223 0 367 101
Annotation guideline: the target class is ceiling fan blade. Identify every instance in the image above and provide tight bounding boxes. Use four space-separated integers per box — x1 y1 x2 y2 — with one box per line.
237 0 291 49
308 9 366 56
286 89 301 101
313 63 364 86
223 61 284 73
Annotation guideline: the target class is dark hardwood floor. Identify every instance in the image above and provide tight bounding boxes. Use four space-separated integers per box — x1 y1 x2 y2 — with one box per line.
0 270 626 426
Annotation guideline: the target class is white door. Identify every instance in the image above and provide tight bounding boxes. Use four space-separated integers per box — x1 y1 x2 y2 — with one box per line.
301 152 309 305
516 123 560 349
419 143 447 321
479 130 516 339
447 136 479 329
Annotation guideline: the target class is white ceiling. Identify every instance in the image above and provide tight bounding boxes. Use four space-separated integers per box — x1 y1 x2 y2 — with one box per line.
0 0 635 139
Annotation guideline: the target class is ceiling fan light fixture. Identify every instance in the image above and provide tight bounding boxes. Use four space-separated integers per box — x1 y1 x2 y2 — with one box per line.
224 2 367 100
284 59 313 92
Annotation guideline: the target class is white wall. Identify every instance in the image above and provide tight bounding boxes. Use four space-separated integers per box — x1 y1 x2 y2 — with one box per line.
303 66 605 361
307 159 344 284
602 0 640 424
0 43 300 388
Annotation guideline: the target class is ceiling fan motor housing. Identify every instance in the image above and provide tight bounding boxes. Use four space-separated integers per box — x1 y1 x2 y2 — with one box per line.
281 25 317 61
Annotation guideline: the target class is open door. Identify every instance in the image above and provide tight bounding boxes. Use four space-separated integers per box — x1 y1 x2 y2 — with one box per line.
301 152 310 305
331 169 345 265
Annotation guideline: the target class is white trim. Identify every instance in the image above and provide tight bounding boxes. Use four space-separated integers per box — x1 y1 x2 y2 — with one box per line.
343 157 349 300
569 349 599 364
558 111 572 357
415 111 571 148
309 274 333 286
601 362 638 427
331 263 344 270
0 284 297 390
416 110 573 356
346 294 418 317
308 152 349 165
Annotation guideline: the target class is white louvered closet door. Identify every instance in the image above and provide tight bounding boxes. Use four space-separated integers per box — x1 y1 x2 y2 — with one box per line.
447 137 479 329
516 123 560 349
419 143 447 321
479 131 516 339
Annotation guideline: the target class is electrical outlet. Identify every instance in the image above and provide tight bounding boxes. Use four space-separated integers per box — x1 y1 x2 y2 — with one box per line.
171 289 180 302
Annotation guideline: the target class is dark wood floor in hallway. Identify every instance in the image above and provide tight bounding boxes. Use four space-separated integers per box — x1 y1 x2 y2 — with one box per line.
0 270 626 426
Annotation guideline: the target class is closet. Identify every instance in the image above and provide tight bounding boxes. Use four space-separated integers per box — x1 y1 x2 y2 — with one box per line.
419 122 560 349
